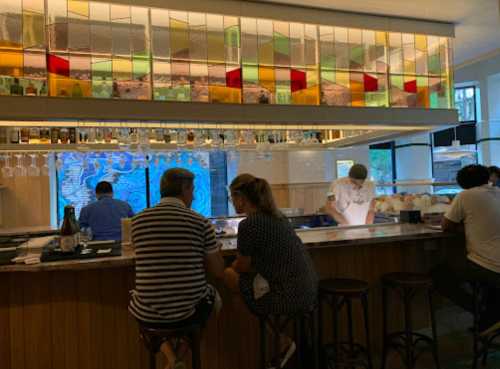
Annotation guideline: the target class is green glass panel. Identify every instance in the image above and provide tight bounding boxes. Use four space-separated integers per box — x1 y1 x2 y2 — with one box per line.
133 57 150 80
225 25 240 48
273 32 290 57
321 69 335 83
92 58 112 98
428 54 440 75
350 45 364 69
243 64 258 83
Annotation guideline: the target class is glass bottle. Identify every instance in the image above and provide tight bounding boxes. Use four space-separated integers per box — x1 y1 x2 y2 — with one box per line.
60 205 78 252
20 128 30 144
59 128 70 144
0 127 7 144
29 127 40 144
39 127 50 144
51 128 60 144
69 128 77 144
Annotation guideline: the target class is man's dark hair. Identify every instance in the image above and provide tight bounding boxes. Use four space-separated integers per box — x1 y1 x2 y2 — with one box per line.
456 165 490 189
160 168 195 198
488 166 500 176
96 181 113 195
348 164 368 180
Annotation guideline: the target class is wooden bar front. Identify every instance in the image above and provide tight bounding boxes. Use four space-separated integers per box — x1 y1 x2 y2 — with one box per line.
0 227 461 369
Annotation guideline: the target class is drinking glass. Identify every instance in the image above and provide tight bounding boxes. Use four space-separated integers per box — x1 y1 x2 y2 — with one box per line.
223 130 236 148
41 153 50 176
177 129 187 146
14 154 27 177
28 153 40 176
1 153 14 178
210 130 222 147
106 152 114 168
194 130 205 147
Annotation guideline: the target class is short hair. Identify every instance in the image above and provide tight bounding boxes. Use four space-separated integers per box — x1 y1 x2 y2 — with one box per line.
488 166 500 176
96 181 113 195
160 168 195 198
348 164 368 180
456 165 490 189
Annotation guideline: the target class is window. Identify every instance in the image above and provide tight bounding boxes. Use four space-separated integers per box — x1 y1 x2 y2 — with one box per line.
455 86 476 123
369 142 395 195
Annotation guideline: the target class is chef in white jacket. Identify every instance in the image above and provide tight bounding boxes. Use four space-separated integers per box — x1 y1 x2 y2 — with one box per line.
325 164 376 226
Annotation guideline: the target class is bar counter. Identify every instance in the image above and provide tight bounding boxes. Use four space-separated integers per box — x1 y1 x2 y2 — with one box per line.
0 223 462 369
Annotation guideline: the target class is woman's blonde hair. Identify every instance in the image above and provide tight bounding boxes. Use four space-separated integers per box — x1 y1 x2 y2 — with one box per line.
230 174 282 218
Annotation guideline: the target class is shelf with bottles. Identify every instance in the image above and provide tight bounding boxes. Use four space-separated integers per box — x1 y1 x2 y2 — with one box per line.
0 125 361 151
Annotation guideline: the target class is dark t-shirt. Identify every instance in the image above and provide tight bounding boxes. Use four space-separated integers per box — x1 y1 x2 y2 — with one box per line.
237 213 318 315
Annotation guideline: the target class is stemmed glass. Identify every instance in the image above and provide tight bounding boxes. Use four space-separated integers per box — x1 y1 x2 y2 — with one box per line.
41 153 50 176
28 153 40 177
177 129 187 146
223 130 237 149
14 153 27 177
210 130 222 148
1 153 14 178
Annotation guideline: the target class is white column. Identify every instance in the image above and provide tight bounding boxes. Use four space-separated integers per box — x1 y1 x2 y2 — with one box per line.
395 133 433 193
482 73 500 166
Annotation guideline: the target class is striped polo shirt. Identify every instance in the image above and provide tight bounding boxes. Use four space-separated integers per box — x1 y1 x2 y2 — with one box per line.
129 197 218 323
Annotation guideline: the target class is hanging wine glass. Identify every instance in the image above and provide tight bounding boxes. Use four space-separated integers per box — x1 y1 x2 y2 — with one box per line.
175 151 182 165
106 152 114 168
82 153 90 170
194 130 205 147
210 130 222 148
1 153 14 178
223 130 236 148
187 153 194 166
153 153 161 167
41 153 50 176
28 153 40 177
177 129 187 146
242 130 254 145
14 153 27 177
118 152 127 169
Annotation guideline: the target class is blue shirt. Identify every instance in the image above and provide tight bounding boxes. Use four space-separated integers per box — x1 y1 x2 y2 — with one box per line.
79 196 134 241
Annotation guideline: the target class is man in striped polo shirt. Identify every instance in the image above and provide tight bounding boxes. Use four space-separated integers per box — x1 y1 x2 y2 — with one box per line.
129 168 224 369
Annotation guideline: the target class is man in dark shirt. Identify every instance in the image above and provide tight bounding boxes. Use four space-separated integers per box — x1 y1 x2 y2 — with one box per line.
79 181 134 241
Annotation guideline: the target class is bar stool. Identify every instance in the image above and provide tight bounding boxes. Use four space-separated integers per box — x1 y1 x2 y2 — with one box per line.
138 321 202 369
318 278 373 369
471 282 500 369
380 272 439 369
259 308 319 369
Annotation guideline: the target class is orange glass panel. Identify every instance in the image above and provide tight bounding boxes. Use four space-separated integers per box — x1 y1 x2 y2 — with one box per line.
259 66 275 93
0 50 23 77
350 72 364 107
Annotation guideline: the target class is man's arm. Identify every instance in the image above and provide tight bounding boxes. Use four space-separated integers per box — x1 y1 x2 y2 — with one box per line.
206 249 225 280
325 195 348 226
441 216 464 233
365 198 376 225
231 253 252 273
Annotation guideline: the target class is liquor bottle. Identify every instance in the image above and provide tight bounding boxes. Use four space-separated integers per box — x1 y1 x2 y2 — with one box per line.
20 128 30 144
25 83 37 96
9 128 20 144
88 128 96 143
60 205 78 252
69 128 77 144
51 128 60 144
103 128 113 143
29 127 40 144
39 127 50 144
155 129 164 143
59 128 69 144
0 127 7 144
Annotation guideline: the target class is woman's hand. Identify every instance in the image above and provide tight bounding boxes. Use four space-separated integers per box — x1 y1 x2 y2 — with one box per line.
223 267 240 293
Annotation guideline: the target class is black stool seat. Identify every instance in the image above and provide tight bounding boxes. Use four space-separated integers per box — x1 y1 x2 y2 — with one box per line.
320 278 369 295
382 272 433 288
319 278 373 369
138 321 202 369
381 272 439 369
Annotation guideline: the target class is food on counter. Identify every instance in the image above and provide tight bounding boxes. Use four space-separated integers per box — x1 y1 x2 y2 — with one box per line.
375 194 452 214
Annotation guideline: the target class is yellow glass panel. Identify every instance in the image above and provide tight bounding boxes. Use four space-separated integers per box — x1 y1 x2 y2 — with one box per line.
416 35 427 51
0 50 23 77
259 41 274 66
336 71 350 88
259 66 275 93
170 18 189 60
68 0 89 18
350 77 364 107
376 31 386 46
209 86 241 104
291 85 319 105
48 73 71 97
112 58 132 80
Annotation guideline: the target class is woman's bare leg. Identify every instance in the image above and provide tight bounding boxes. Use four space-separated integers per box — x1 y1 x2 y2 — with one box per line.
160 341 176 369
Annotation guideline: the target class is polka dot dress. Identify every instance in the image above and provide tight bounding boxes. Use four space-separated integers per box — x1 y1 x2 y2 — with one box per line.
237 213 318 316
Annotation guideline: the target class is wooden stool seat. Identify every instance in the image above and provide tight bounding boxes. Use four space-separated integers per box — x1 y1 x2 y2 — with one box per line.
382 272 433 288
138 321 202 369
319 278 369 295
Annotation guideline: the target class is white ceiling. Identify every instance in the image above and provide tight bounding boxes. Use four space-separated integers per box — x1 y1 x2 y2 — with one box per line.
251 0 500 66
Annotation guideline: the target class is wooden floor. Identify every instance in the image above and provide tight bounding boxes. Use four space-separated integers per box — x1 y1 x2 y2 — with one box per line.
0 237 460 369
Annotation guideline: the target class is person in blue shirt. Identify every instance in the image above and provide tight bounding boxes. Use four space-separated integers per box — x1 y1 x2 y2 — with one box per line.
79 181 134 241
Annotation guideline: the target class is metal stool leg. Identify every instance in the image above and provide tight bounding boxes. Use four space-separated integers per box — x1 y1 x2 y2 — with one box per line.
346 297 355 368
361 293 373 369
428 290 440 369
403 288 415 369
312 309 320 369
332 295 340 368
260 317 268 369
295 317 303 369
274 316 281 368
191 329 202 369
381 287 389 369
